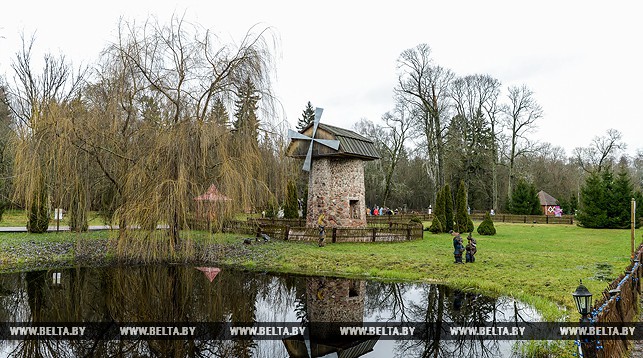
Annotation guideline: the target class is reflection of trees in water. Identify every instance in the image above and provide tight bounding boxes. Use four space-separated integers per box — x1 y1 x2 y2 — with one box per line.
364 281 411 322
433 288 503 358
0 269 534 357
2 266 272 357
364 282 512 358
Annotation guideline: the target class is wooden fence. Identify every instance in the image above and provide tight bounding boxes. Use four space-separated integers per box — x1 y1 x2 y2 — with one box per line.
581 243 643 357
222 218 423 243
365 213 575 225
242 213 575 227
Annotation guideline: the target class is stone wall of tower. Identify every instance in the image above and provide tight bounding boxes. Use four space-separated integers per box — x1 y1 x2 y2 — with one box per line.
306 277 365 323
306 157 367 228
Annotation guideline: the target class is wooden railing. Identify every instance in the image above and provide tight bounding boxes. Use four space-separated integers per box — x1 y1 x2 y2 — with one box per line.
366 213 575 225
583 243 643 357
222 218 423 242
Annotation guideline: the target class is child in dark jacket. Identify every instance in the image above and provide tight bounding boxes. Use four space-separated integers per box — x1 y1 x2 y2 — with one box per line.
465 233 477 263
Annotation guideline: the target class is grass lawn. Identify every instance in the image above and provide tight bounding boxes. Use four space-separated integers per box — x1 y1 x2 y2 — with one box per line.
223 222 637 322
0 209 107 227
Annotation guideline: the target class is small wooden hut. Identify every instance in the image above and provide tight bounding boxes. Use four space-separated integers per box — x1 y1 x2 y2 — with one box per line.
538 190 559 216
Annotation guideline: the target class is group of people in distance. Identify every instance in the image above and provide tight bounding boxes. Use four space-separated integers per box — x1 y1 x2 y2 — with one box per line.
450 230 477 264
368 205 397 216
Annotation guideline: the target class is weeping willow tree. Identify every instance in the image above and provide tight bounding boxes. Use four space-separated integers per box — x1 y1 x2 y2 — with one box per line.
5 35 86 233
6 17 291 261
81 16 286 261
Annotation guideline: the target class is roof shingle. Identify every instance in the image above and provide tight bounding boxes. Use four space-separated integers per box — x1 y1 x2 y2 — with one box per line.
287 123 380 160
538 190 558 206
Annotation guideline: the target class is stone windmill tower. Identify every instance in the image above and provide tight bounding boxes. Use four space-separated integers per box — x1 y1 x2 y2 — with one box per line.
286 108 379 228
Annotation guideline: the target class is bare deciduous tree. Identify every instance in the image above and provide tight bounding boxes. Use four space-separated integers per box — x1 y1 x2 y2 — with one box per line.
449 74 501 210
501 84 542 198
481 80 503 211
396 43 454 193
376 99 414 207
573 128 626 174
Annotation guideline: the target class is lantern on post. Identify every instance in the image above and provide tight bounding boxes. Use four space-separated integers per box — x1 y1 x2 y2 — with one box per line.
572 279 593 319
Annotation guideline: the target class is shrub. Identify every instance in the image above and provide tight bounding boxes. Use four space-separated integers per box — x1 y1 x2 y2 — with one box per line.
428 216 444 234
454 180 473 233
477 212 496 236
409 216 422 224
444 184 454 232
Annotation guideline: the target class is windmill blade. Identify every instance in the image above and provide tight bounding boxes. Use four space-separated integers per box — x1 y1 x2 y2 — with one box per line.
302 141 314 171
315 138 340 150
314 107 324 122
310 107 323 137
288 129 311 141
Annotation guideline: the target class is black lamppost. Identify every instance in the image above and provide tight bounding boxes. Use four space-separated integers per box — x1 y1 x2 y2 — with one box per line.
572 279 593 319
572 280 595 358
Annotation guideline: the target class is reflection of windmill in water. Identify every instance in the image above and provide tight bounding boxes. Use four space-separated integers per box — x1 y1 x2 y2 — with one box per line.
286 108 379 229
283 277 378 358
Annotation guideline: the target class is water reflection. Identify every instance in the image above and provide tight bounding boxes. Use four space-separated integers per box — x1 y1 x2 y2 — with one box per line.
0 266 540 357
284 278 377 357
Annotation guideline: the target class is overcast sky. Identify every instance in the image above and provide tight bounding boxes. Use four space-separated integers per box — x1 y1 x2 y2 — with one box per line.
1 0 641 157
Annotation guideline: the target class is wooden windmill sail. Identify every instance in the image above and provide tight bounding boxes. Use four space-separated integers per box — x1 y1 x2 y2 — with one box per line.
287 108 340 171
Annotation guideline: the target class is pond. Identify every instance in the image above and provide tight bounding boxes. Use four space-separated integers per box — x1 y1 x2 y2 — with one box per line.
0 265 541 357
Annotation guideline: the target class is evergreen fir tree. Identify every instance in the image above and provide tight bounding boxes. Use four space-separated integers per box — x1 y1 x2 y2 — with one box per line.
454 180 473 233
600 169 615 224
444 184 454 232
284 180 299 219
296 101 315 131
575 167 640 229
530 188 541 215
233 77 260 146
210 97 230 127
577 172 608 228
509 179 541 215
557 197 569 215
610 167 634 228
